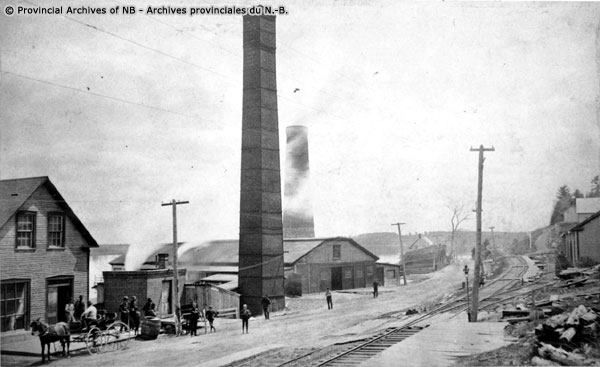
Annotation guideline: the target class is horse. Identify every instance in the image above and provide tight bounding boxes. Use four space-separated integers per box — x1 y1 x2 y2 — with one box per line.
29 319 71 363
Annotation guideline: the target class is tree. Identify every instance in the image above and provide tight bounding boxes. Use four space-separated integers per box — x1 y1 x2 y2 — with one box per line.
550 185 573 225
588 175 600 198
450 205 469 256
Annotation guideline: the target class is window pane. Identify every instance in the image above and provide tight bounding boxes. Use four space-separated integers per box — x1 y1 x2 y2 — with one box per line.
49 215 63 231
16 283 24 296
16 297 25 315
6 284 14 299
1 301 5 315
6 300 15 314
15 315 24 330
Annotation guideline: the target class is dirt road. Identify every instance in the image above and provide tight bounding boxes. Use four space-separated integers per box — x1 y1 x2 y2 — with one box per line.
19 263 470 367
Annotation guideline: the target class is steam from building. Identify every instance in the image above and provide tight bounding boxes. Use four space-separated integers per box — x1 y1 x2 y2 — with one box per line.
283 125 315 238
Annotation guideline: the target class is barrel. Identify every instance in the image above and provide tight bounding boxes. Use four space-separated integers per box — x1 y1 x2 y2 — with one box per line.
140 318 161 339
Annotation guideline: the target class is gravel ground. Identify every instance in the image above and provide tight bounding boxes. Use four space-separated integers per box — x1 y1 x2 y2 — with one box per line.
5 262 470 367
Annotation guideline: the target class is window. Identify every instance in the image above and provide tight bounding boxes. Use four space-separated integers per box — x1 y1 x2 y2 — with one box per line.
344 270 352 278
48 213 65 247
356 269 364 278
16 212 36 248
366 266 373 276
386 269 396 278
1 280 29 332
332 245 341 260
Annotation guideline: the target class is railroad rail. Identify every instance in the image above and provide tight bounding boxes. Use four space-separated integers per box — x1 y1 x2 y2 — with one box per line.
309 255 536 367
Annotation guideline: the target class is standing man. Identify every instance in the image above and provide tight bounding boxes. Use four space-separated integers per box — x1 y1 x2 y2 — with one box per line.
240 304 252 334
325 288 333 310
188 301 200 337
205 306 218 333
65 298 75 323
74 295 85 321
373 280 380 298
119 296 129 331
261 294 271 320
129 296 140 335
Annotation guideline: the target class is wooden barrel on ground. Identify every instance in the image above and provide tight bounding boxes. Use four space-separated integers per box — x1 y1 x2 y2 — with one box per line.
140 318 161 339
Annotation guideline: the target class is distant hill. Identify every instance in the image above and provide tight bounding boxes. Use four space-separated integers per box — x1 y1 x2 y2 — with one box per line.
353 230 530 257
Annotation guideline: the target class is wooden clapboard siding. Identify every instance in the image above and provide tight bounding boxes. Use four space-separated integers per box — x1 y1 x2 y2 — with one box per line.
0 181 93 325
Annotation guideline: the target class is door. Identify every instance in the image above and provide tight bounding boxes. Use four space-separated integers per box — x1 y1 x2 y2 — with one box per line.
159 280 172 315
331 267 343 290
47 287 58 324
47 277 73 323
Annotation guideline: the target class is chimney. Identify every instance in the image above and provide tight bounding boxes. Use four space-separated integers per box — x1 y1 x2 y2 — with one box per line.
283 125 315 238
156 253 168 269
238 15 285 315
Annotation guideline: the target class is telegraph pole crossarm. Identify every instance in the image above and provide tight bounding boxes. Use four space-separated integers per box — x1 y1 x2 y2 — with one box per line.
162 199 189 335
469 145 494 323
391 222 407 286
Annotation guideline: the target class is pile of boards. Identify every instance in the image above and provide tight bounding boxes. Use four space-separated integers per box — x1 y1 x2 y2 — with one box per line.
531 305 599 366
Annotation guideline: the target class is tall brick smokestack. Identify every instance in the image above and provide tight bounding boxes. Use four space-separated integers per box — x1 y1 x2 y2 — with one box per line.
283 126 315 238
238 15 285 315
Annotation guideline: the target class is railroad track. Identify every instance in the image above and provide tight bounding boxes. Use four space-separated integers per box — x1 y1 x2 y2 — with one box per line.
306 255 537 367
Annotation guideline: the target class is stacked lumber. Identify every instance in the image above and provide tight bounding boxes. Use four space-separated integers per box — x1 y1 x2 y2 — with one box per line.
532 305 599 366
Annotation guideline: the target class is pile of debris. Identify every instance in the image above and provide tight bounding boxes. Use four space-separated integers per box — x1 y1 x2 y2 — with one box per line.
531 305 599 366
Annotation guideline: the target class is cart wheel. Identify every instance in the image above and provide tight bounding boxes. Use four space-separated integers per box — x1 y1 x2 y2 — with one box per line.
85 326 104 355
105 322 131 350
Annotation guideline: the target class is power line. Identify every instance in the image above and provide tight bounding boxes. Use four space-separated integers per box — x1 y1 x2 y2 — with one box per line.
22 0 236 82
1 70 209 120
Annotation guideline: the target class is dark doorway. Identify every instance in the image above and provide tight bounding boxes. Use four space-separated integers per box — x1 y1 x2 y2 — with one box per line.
47 277 73 324
331 267 343 290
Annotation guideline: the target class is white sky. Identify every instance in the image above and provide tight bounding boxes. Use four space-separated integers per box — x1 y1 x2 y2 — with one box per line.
1 1 599 255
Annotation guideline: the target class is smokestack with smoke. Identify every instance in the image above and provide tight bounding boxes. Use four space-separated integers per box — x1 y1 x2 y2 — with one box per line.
283 125 315 238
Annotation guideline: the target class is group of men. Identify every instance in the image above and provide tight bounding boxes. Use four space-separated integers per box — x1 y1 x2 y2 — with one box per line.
324 280 382 310
187 302 219 336
64 295 98 329
118 295 154 335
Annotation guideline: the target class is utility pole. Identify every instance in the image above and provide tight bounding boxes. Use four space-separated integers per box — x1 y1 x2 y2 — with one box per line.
162 199 189 335
529 232 533 250
469 144 494 322
489 226 496 249
391 222 407 285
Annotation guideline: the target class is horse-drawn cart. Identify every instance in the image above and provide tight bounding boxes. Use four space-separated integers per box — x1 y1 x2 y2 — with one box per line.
30 312 132 363
70 312 131 355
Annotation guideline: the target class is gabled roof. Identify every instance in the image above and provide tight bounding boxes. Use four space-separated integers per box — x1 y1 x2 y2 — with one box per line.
567 209 600 232
0 176 98 247
285 237 379 266
116 237 379 268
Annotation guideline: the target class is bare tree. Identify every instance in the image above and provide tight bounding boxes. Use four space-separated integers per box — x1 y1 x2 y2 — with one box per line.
450 205 469 256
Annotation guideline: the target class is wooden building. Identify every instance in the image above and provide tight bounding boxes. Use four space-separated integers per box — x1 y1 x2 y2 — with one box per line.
562 210 600 266
284 237 380 293
102 269 187 317
183 283 240 318
0 177 98 335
